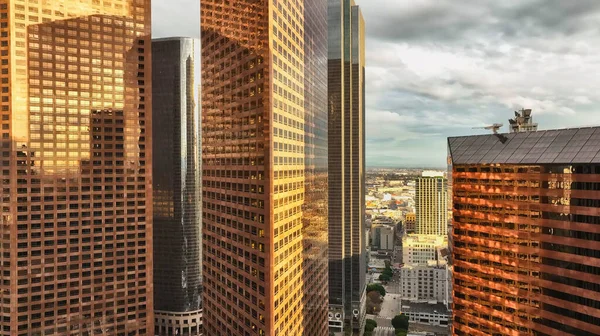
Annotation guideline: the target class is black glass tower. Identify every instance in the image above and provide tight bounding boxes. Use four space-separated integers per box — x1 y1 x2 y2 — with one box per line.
328 0 366 334
152 37 202 336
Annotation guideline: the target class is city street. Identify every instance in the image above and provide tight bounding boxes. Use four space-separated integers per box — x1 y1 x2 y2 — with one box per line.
379 293 402 319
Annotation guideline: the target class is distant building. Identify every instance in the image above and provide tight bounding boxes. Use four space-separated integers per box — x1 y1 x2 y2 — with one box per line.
449 127 600 335
508 108 538 133
152 37 202 336
372 225 395 250
403 235 447 266
405 212 416 234
415 172 448 235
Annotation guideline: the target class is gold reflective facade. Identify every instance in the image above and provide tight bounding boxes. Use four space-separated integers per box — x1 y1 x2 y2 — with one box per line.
0 0 152 334
449 129 600 336
201 0 328 335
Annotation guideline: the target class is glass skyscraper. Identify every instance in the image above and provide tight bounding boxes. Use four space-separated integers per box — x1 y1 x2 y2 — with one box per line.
449 127 600 336
200 0 328 335
152 37 202 336
0 0 152 334
327 0 366 334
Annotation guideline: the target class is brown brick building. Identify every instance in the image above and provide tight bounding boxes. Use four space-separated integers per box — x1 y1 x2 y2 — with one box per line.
449 127 600 336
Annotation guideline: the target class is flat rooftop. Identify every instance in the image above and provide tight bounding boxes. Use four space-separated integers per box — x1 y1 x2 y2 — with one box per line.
448 126 600 165
402 302 450 315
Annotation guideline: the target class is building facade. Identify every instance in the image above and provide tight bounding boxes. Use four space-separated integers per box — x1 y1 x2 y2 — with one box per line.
405 212 416 234
327 0 366 334
449 127 600 336
402 303 450 328
371 225 394 251
200 0 329 335
415 172 448 235
152 37 202 336
403 235 447 266
0 1 153 334
400 262 450 304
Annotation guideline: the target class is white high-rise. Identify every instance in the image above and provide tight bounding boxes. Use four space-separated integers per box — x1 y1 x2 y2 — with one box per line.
415 171 448 235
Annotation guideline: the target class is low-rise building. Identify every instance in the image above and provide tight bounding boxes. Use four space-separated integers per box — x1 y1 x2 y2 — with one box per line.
402 302 450 327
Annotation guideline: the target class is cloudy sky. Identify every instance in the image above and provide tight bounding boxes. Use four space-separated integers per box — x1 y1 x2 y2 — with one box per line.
153 0 600 168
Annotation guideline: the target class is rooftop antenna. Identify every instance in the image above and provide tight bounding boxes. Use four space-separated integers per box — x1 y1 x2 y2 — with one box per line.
472 123 503 134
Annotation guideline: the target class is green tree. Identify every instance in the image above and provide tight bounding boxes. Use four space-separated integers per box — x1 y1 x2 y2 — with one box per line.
392 314 409 331
378 273 391 282
364 319 377 333
366 283 386 297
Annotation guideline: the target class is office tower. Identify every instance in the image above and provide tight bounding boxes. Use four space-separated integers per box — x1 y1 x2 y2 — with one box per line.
200 0 329 335
509 108 538 133
415 171 448 235
327 0 366 333
449 127 600 336
0 0 152 334
152 37 202 336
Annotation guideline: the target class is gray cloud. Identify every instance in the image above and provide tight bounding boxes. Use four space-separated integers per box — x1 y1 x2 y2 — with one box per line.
152 0 600 167
363 0 600 43
355 0 600 166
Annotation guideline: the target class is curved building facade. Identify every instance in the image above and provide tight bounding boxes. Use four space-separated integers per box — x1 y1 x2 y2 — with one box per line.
449 127 600 336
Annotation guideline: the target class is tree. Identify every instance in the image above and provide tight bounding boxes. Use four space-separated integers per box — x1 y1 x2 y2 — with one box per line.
367 290 382 304
378 273 391 282
365 319 377 333
366 283 386 297
392 314 409 331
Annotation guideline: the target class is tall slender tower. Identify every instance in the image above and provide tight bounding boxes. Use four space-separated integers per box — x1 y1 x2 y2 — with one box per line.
415 172 448 236
327 0 366 334
152 37 202 336
200 0 329 335
0 0 152 335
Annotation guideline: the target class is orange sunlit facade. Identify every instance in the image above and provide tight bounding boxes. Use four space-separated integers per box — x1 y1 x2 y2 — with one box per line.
449 128 600 336
200 0 328 335
0 0 152 334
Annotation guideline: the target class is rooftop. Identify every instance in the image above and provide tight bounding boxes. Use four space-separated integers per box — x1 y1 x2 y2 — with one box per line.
402 302 450 315
448 126 600 165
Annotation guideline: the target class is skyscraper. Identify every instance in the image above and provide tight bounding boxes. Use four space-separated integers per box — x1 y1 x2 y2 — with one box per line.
415 171 448 235
200 0 329 335
449 127 600 336
0 0 152 334
327 0 366 333
152 37 202 336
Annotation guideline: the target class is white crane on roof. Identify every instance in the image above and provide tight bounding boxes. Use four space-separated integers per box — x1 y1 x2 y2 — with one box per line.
473 123 503 134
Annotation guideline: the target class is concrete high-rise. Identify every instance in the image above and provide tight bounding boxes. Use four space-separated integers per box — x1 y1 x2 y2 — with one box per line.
152 37 202 336
449 127 600 336
0 0 152 334
200 0 329 335
327 0 366 334
415 171 448 235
